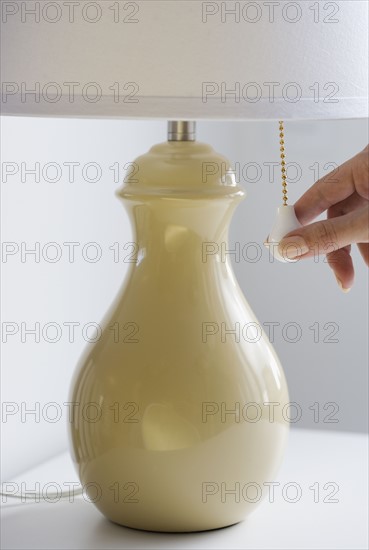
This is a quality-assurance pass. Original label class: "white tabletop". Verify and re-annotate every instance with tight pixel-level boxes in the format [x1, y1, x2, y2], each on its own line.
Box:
[1, 428, 368, 550]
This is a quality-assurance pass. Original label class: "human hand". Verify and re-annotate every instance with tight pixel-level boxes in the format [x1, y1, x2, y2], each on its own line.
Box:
[278, 145, 369, 292]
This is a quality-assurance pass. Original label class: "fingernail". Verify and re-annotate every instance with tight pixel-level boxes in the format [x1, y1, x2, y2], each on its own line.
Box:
[278, 236, 309, 260]
[335, 276, 351, 293]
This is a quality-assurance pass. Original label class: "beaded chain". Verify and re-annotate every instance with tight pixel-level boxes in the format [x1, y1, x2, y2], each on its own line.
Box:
[279, 121, 288, 206]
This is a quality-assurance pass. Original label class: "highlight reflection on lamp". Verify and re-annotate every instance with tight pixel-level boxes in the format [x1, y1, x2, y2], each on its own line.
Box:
[2, 0, 367, 532]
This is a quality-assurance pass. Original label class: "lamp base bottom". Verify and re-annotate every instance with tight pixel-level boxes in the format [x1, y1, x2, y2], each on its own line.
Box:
[108, 517, 242, 534]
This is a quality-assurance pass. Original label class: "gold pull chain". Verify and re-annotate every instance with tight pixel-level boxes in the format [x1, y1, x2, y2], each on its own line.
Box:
[279, 120, 288, 206]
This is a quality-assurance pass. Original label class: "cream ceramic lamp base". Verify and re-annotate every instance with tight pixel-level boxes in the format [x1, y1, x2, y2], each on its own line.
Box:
[69, 122, 289, 532]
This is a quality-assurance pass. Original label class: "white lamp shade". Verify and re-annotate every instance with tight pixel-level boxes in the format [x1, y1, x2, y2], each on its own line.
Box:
[1, 0, 368, 119]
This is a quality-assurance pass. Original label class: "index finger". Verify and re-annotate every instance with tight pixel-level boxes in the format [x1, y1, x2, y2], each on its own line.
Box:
[294, 159, 355, 225]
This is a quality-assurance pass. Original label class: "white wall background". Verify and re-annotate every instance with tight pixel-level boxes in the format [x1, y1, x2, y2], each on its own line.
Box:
[1, 117, 368, 481]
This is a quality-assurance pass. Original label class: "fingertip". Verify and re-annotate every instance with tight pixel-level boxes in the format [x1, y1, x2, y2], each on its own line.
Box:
[335, 275, 352, 293]
[327, 248, 355, 292]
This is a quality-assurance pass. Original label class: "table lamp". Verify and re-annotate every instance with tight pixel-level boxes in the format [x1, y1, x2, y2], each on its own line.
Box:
[1, 0, 368, 533]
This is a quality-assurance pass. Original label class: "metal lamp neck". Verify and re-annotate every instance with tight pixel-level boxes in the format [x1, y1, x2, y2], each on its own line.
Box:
[168, 121, 196, 142]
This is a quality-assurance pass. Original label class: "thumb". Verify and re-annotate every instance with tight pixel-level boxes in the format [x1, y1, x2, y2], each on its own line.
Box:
[278, 206, 369, 260]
